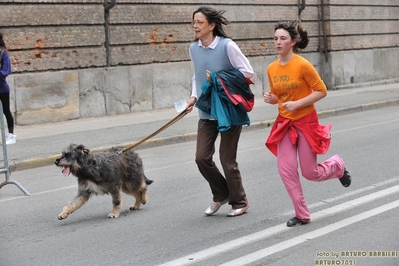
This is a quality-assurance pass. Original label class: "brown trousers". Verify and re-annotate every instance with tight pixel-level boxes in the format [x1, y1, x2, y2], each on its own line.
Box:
[195, 119, 248, 209]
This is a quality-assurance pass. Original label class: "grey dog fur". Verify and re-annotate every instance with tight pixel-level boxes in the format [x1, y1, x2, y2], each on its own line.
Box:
[54, 144, 153, 219]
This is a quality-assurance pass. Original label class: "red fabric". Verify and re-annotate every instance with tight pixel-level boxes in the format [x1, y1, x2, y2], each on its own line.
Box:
[217, 76, 255, 112]
[245, 77, 254, 85]
[266, 110, 332, 157]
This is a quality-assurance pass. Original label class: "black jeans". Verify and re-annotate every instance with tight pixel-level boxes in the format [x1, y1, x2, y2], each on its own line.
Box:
[195, 119, 248, 209]
[0, 92, 14, 134]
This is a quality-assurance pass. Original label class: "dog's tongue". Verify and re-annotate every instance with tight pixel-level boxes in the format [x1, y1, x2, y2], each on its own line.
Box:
[62, 167, 71, 176]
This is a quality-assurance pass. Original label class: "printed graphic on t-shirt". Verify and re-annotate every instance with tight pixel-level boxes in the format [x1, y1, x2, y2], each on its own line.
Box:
[272, 74, 299, 102]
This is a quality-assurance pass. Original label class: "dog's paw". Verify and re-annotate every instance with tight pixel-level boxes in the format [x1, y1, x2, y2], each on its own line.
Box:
[58, 213, 68, 220]
[108, 212, 119, 218]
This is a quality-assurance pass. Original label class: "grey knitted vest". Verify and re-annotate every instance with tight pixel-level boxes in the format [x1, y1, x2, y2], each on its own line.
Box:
[190, 37, 234, 119]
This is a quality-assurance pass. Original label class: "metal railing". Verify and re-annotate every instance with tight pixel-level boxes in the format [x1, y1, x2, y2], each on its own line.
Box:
[0, 101, 30, 196]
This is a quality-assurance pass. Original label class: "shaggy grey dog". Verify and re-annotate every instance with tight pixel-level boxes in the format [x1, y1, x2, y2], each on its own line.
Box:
[54, 144, 153, 220]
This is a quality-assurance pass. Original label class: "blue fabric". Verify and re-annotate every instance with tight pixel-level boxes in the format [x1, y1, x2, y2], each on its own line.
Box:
[197, 70, 251, 132]
[0, 49, 12, 93]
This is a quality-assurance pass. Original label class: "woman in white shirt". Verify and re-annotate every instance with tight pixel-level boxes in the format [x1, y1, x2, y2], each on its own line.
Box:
[185, 6, 253, 217]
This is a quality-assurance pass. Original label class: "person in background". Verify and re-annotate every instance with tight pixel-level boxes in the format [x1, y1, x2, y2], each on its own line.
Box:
[263, 21, 351, 227]
[0, 32, 16, 145]
[185, 6, 253, 217]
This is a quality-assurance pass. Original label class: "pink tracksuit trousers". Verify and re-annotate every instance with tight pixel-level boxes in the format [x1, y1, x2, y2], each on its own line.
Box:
[277, 126, 345, 221]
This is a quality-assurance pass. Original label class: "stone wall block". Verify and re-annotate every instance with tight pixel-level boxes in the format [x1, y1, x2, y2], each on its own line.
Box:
[152, 62, 192, 110]
[11, 47, 106, 73]
[354, 51, 374, 83]
[342, 52, 355, 85]
[110, 25, 193, 45]
[1, 5, 104, 26]
[104, 68, 131, 116]
[6, 26, 105, 50]
[331, 52, 345, 87]
[79, 69, 107, 118]
[379, 48, 399, 79]
[14, 71, 79, 125]
[247, 57, 270, 97]
[111, 43, 189, 66]
[329, 5, 399, 21]
[318, 54, 333, 90]
[112, 5, 192, 24]
[129, 65, 153, 112]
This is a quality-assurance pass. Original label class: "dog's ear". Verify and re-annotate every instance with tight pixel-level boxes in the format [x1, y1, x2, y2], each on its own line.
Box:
[76, 144, 85, 150]
[76, 144, 90, 154]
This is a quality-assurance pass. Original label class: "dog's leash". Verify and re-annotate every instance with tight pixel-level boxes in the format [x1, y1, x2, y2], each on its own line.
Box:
[121, 110, 187, 153]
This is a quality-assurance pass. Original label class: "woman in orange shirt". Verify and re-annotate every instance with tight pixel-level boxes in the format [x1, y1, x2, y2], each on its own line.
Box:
[264, 21, 351, 227]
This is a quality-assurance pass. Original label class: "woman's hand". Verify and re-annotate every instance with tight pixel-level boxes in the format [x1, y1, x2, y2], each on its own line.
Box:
[185, 96, 197, 113]
[282, 91, 327, 111]
[263, 92, 273, 103]
[281, 101, 300, 111]
[206, 70, 212, 83]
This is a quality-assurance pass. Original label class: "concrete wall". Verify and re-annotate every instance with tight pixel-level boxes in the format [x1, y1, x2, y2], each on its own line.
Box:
[317, 0, 399, 89]
[1, 0, 398, 125]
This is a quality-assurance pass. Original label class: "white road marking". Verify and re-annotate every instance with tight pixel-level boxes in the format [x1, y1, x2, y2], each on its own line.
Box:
[332, 118, 399, 134]
[158, 185, 399, 266]
[220, 199, 399, 266]
[282, 177, 399, 216]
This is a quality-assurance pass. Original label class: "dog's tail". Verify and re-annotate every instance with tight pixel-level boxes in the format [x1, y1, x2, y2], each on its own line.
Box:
[145, 176, 153, 185]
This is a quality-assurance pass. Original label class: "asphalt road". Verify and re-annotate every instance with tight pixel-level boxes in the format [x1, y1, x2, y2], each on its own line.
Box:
[1, 106, 398, 266]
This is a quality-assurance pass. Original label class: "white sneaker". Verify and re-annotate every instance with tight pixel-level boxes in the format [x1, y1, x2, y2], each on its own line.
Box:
[6, 133, 16, 145]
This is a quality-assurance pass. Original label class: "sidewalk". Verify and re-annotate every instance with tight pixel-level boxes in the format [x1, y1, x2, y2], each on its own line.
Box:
[3, 82, 399, 172]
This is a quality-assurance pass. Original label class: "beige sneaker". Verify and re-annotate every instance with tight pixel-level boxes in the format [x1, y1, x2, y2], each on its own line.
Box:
[204, 198, 229, 216]
[226, 205, 249, 217]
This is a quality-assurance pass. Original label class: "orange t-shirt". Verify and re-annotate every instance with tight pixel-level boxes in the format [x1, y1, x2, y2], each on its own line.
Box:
[267, 54, 327, 121]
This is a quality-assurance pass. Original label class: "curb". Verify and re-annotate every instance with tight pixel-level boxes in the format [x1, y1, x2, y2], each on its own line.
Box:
[9, 99, 399, 172]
